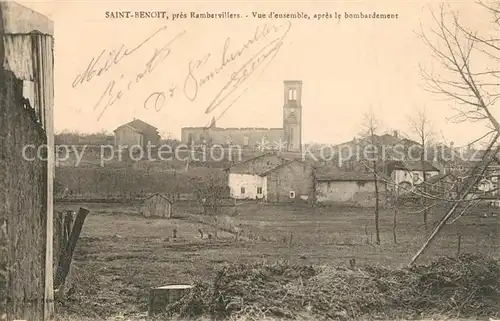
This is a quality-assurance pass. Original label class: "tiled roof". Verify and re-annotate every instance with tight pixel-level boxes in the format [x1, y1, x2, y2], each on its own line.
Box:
[259, 159, 312, 176]
[426, 172, 454, 184]
[115, 119, 157, 133]
[388, 160, 439, 172]
[315, 167, 390, 182]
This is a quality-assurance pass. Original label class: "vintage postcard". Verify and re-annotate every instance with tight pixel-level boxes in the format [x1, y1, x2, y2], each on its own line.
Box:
[1, 0, 499, 320]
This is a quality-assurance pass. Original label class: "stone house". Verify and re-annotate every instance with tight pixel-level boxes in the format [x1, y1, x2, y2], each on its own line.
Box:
[226, 153, 287, 200]
[226, 153, 314, 202]
[114, 118, 160, 150]
[387, 160, 440, 194]
[262, 159, 315, 203]
[426, 172, 459, 199]
[315, 169, 389, 207]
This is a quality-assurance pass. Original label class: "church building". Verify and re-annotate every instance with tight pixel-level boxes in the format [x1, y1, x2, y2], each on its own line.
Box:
[180, 80, 303, 152]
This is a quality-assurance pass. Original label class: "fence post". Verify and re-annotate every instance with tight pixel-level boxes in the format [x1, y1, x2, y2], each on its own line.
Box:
[54, 207, 89, 291]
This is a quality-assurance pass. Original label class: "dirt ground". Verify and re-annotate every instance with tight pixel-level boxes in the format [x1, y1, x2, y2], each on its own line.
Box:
[54, 201, 500, 319]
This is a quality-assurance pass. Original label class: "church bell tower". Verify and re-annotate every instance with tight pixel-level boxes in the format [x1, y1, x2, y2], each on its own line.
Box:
[283, 80, 302, 152]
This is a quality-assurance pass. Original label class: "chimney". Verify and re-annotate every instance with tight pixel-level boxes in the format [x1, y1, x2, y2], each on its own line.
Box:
[393, 130, 398, 138]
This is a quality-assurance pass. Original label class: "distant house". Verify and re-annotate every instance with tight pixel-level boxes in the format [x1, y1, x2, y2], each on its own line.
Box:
[226, 153, 315, 202]
[315, 168, 389, 207]
[142, 194, 173, 218]
[387, 160, 440, 193]
[262, 159, 315, 203]
[332, 131, 421, 168]
[114, 119, 160, 149]
[226, 153, 287, 200]
[426, 172, 459, 199]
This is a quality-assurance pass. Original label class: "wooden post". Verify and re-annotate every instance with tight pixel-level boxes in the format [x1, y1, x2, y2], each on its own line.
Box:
[54, 207, 89, 290]
[148, 285, 193, 317]
[392, 206, 397, 244]
[457, 235, 462, 256]
[44, 48, 55, 321]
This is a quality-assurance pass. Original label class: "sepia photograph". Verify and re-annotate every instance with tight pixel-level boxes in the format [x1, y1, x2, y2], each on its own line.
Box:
[0, 0, 499, 320]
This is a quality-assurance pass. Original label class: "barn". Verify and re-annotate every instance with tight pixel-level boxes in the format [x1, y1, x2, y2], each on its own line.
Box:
[315, 169, 389, 207]
[142, 194, 173, 218]
[226, 153, 315, 203]
[114, 118, 160, 150]
[226, 153, 288, 200]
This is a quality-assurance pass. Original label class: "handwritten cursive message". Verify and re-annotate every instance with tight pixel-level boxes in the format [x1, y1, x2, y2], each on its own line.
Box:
[72, 26, 170, 88]
[71, 26, 186, 121]
[72, 21, 292, 123]
[143, 21, 293, 122]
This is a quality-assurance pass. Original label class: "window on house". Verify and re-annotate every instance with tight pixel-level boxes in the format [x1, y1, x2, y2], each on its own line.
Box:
[257, 187, 263, 194]
[288, 88, 297, 101]
[289, 191, 296, 199]
[241, 187, 245, 194]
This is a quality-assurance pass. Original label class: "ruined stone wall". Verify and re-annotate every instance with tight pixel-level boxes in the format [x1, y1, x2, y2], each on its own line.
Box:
[0, 2, 54, 319]
[0, 67, 47, 321]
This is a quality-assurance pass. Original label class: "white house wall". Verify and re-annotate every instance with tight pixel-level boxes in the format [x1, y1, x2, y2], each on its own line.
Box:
[228, 173, 266, 200]
[392, 169, 440, 186]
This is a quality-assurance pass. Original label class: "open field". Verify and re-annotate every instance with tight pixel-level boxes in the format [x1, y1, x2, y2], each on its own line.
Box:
[54, 201, 500, 319]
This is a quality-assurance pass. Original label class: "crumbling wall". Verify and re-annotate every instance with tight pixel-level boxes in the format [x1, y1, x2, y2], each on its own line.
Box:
[0, 67, 47, 321]
[0, 3, 54, 319]
[0, 61, 49, 321]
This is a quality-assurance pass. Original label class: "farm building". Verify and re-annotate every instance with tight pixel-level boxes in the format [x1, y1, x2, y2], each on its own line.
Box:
[226, 153, 315, 203]
[226, 153, 287, 200]
[262, 159, 315, 203]
[315, 169, 388, 207]
[426, 172, 460, 199]
[143, 194, 173, 218]
[114, 118, 161, 150]
[387, 160, 440, 193]
[0, 2, 55, 320]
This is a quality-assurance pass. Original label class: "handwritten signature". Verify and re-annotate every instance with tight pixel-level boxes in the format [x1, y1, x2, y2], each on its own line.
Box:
[91, 28, 186, 121]
[72, 26, 170, 88]
[144, 21, 292, 120]
[71, 21, 292, 123]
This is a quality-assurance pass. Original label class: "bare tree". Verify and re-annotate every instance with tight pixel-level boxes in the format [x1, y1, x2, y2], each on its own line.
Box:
[407, 107, 435, 233]
[360, 109, 382, 245]
[409, 1, 500, 265]
[189, 172, 229, 215]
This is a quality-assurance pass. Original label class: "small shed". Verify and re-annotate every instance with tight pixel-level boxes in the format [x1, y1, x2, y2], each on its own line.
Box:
[143, 194, 173, 218]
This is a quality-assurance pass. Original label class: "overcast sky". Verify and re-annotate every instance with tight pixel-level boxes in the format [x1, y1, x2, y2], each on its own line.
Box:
[18, 0, 499, 146]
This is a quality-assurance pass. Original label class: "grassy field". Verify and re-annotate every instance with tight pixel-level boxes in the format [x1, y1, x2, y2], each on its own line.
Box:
[54, 201, 499, 319]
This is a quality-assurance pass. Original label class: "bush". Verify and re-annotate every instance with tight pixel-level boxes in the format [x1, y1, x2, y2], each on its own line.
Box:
[165, 254, 500, 320]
